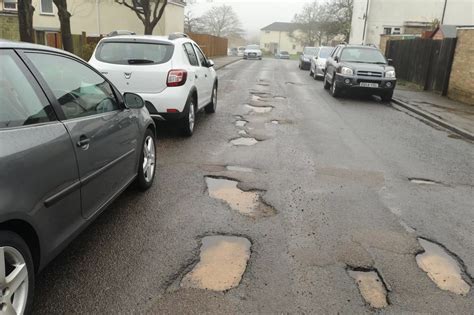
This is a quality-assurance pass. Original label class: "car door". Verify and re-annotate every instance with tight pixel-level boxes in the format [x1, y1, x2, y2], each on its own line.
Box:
[183, 42, 202, 99]
[0, 49, 83, 262]
[326, 46, 341, 82]
[193, 44, 213, 108]
[24, 51, 140, 220]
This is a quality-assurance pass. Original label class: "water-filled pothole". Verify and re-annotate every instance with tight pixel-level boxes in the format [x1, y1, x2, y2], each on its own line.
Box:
[230, 137, 259, 146]
[245, 104, 273, 113]
[347, 268, 389, 309]
[416, 238, 471, 295]
[205, 177, 275, 217]
[235, 120, 248, 127]
[180, 235, 251, 292]
[226, 166, 254, 173]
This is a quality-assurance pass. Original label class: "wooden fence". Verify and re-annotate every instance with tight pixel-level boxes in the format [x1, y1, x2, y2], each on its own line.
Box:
[385, 38, 457, 95]
[188, 33, 228, 57]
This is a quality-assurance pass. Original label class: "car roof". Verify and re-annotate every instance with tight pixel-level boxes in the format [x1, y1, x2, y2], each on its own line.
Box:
[339, 44, 378, 50]
[0, 39, 80, 58]
[99, 35, 191, 45]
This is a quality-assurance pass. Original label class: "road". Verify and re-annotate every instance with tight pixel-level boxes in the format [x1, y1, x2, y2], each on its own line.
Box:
[33, 59, 473, 314]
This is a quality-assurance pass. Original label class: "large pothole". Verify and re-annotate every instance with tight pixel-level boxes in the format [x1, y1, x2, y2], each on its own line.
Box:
[235, 120, 248, 127]
[347, 267, 389, 309]
[416, 238, 471, 296]
[245, 104, 273, 113]
[226, 165, 254, 173]
[230, 137, 259, 146]
[180, 235, 251, 292]
[205, 177, 275, 217]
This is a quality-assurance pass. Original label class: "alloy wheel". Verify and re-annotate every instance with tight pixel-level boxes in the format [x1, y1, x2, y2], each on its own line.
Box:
[0, 246, 28, 315]
[188, 102, 195, 132]
[142, 136, 156, 183]
[213, 87, 217, 110]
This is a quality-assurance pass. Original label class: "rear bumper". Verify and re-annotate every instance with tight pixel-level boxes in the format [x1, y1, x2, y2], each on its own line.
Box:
[314, 65, 325, 77]
[335, 74, 396, 93]
[137, 87, 190, 121]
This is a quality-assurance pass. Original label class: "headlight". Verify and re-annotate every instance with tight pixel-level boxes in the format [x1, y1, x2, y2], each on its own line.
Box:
[385, 70, 396, 78]
[303, 57, 309, 62]
[341, 67, 354, 75]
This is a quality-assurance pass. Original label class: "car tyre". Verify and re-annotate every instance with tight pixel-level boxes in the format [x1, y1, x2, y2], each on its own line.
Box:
[205, 84, 218, 114]
[137, 129, 156, 191]
[180, 96, 196, 137]
[381, 90, 394, 103]
[0, 231, 35, 315]
[309, 68, 314, 77]
[313, 69, 319, 80]
[330, 75, 341, 98]
[323, 74, 331, 90]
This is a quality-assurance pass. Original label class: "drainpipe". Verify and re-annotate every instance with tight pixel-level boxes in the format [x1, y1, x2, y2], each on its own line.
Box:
[362, 0, 370, 44]
[441, 0, 448, 24]
[96, 0, 101, 35]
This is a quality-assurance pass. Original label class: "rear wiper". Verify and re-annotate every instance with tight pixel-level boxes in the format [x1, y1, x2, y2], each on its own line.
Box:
[370, 62, 387, 64]
[127, 59, 154, 64]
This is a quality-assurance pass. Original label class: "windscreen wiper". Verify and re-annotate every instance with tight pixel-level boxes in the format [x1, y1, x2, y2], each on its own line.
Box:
[127, 59, 154, 64]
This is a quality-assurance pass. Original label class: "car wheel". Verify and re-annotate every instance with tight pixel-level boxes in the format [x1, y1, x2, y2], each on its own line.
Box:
[313, 69, 319, 80]
[205, 84, 217, 114]
[137, 129, 156, 191]
[180, 96, 196, 137]
[330, 75, 341, 98]
[309, 68, 314, 77]
[381, 90, 394, 103]
[0, 231, 35, 315]
[323, 74, 331, 90]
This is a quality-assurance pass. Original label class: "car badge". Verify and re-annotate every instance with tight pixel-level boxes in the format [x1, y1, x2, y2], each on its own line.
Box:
[124, 72, 132, 79]
[368, 72, 372, 76]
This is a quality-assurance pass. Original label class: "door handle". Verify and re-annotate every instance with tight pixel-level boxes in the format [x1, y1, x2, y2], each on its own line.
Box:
[195, 74, 198, 79]
[205, 74, 208, 78]
[77, 135, 90, 150]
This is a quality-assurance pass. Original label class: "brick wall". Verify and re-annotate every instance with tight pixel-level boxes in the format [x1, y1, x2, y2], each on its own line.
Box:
[448, 29, 474, 105]
[0, 13, 20, 41]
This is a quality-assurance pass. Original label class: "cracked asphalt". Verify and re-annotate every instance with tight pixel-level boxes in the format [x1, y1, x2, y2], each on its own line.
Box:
[32, 58, 473, 314]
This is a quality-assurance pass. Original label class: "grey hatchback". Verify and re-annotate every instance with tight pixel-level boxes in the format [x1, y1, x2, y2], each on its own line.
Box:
[0, 41, 156, 314]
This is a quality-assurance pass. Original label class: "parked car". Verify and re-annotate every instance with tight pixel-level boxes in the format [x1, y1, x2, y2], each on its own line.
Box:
[90, 33, 218, 137]
[243, 44, 262, 60]
[323, 44, 396, 101]
[275, 51, 290, 59]
[309, 46, 334, 80]
[299, 47, 318, 70]
[229, 47, 238, 56]
[0, 40, 156, 314]
[237, 46, 246, 57]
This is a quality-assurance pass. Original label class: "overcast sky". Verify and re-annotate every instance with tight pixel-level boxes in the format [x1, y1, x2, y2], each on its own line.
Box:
[186, 0, 310, 38]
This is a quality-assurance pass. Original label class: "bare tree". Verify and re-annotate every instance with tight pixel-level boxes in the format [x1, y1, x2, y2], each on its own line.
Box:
[115, 0, 168, 35]
[291, 1, 327, 46]
[199, 5, 243, 37]
[326, 0, 353, 42]
[17, 0, 35, 42]
[184, 11, 204, 33]
[53, 0, 73, 52]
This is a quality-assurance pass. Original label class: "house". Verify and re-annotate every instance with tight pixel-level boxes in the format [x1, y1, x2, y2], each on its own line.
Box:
[430, 24, 458, 39]
[260, 22, 304, 55]
[0, 0, 185, 47]
[349, 0, 474, 46]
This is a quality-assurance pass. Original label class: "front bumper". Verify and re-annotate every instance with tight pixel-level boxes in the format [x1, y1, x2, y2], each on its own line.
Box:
[314, 65, 326, 77]
[244, 54, 262, 59]
[335, 74, 396, 93]
[301, 60, 311, 69]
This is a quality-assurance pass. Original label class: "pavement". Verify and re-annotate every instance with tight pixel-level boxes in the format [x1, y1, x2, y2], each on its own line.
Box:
[393, 87, 474, 140]
[31, 59, 473, 314]
[212, 56, 241, 70]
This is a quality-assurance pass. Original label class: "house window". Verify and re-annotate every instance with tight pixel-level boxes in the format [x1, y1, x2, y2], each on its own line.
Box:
[3, 0, 18, 11]
[40, 0, 54, 14]
[393, 27, 401, 35]
[292, 44, 296, 50]
[383, 27, 392, 35]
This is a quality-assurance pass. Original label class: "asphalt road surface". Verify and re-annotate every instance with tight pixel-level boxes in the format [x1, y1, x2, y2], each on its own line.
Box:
[33, 59, 473, 314]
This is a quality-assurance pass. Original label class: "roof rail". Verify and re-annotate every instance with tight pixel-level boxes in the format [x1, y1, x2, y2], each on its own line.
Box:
[168, 32, 189, 40]
[107, 30, 136, 37]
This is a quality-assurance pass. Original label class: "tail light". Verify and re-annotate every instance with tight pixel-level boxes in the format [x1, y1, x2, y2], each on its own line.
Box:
[167, 69, 187, 87]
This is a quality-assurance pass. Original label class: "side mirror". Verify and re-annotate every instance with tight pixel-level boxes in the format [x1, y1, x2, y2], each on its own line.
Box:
[387, 58, 394, 66]
[207, 60, 215, 68]
[334, 56, 339, 62]
[123, 92, 144, 109]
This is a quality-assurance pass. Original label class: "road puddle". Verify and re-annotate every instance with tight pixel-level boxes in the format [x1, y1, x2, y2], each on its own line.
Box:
[245, 104, 273, 113]
[416, 238, 471, 295]
[205, 177, 275, 217]
[226, 166, 254, 173]
[235, 120, 248, 127]
[181, 236, 251, 292]
[230, 137, 259, 146]
[348, 269, 388, 309]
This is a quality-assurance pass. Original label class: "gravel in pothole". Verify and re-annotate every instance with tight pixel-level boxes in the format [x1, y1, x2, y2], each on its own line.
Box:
[416, 238, 471, 295]
[238, 130, 248, 136]
[205, 177, 275, 217]
[180, 236, 251, 292]
[245, 104, 273, 113]
[348, 269, 388, 309]
[230, 137, 259, 146]
[235, 120, 248, 127]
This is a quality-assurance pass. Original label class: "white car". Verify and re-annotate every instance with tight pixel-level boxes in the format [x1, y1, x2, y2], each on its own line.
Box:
[243, 44, 262, 60]
[89, 33, 218, 136]
[309, 46, 334, 80]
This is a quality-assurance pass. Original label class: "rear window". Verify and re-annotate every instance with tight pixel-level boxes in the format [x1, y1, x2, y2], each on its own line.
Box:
[95, 41, 174, 65]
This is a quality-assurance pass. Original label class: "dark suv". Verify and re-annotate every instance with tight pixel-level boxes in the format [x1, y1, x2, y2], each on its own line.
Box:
[323, 44, 396, 101]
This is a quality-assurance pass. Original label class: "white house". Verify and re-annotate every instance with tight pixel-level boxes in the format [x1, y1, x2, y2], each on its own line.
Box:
[349, 0, 474, 45]
[260, 22, 304, 55]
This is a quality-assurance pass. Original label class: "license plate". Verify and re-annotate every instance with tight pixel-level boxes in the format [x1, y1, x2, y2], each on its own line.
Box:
[360, 82, 379, 88]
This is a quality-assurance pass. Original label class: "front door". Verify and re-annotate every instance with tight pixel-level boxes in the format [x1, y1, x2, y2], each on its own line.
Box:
[25, 52, 140, 219]
[193, 44, 213, 108]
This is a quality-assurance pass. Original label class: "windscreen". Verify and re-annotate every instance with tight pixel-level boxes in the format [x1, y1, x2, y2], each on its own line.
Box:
[246, 45, 260, 50]
[303, 47, 318, 55]
[340, 48, 387, 64]
[95, 41, 174, 65]
[319, 47, 333, 58]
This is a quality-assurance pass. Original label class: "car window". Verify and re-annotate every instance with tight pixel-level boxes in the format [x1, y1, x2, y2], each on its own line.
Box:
[95, 41, 174, 65]
[304, 47, 318, 55]
[319, 47, 333, 58]
[183, 43, 199, 66]
[193, 45, 207, 67]
[246, 45, 259, 50]
[331, 47, 339, 57]
[27, 53, 120, 120]
[0, 52, 53, 129]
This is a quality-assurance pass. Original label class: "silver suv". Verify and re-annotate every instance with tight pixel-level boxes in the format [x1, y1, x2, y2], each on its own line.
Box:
[0, 40, 156, 313]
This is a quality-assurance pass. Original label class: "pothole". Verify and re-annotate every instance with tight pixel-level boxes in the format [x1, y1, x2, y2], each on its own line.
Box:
[273, 96, 286, 100]
[245, 104, 273, 113]
[180, 235, 251, 292]
[416, 238, 471, 296]
[271, 120, 279, 125]
[235, 120, 248, 127]
[205, 176, 275, 217]
[409, 178, 441, 185]
[250, 91, 271, 97]
[238, 130, 248, 136]
[226, 166, 254, 173]
[230, 137, 259, 146]
[347, 267, 389, 309]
